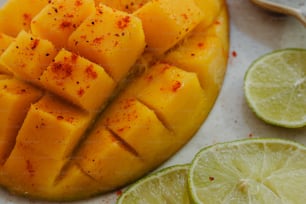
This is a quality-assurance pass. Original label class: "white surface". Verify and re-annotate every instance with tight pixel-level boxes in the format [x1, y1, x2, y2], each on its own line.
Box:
[0, 0, 305, 203]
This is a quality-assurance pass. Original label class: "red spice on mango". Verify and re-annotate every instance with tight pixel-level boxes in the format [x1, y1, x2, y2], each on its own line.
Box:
[26, 160, 35, 177]
[77, 88, 85, 96]
[85, 65, 97, 79]
[198, 42, 204, 48]
[57, 115, 64, 120]
[60, 21, 72, 29]
[51, 62, 73, 79]
[23, 13, 31, 25]
[93, 36, 104, 44]
[161, 64, 171, 73]
[181, 13, 188, 20]
[75, 0, 83, 6]
[117, 16, 131, 29]
[172, 80, 182, 92]
[71, 53, 78, 63]
[31, 39, 40, 50]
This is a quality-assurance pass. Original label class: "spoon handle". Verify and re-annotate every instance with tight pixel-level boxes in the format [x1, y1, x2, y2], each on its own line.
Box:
[251, 0, 306, 27]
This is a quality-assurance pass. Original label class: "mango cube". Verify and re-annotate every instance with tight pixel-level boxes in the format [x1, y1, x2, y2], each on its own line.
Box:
[31, 0, 95, 48]
[2, 143, 67, 197]
[0, 0, 49, 36]
[194, 6, 230, 55]
[102, 96, 174, 164]
[164, 7, 229, 101]
[131, 64, 208, 137]
[164, 36, 226, 101]
[193, 0, 224, 28]
[15, 94, 92, 159]
[50, 164, 104, 200]
[0, 32, 14, 74]
[68, 4, 145, 81]
[76, 126, 147, 188]
[0, 31, 57, 85]
[0, 33, 13, 55]
[0, 79, 42, 164]
[40, 49, 115, 112]
[135, 0, 204, 54]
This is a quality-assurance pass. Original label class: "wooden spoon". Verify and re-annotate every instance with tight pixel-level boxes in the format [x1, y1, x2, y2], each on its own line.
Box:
[251, 0, 306, 26]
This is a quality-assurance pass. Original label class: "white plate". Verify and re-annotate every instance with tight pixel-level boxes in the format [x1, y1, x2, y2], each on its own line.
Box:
[0, 0, 305, 203]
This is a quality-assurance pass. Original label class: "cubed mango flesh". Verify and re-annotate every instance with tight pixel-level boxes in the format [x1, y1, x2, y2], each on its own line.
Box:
[95, 0, 148, 13]
[164, 6, 229, 103]
[76, 126, 147, 190]
[40, 49, 116, 112]
[0, 31, 57, 85]
[0, 0, 229, 201]
[31, 0, 95, 48]
[0, 79, 42, 164]
[48, 164, 104, 201]
[194, 0, 225, 28]
[130, 64, 209, 138]
[1, 143, 68, 197]
[0, 32, 13, 74]
[14, 94, 92, 159]
[68, 4, 145, 81]
[0, 0, 49, 36]
[135, 0, 204, 54]
[102, 95, 174, 164]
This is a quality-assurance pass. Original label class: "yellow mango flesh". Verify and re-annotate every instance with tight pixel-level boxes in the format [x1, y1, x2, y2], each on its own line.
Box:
[194, 0, 225, 28]
[48, 164, 104, 201]
[95, 0, 149, 13]
[1, 143, 67, 197]
[127, 64, 209, 134]
[0, 32, 13, 74]
[76, 127, 147, 192]
[0, 0, 229, 201]
[31, 0, 95, 48]
[14, 94, 92, 158]
[0, 94, 93, 198]
[164, 6, 229, 104]
[135, 0, 204, 55]
[0, 0, 49, 36]
[68, 4, 145, 81]
[0, 31, 57, 85]
[0, 79, 42, 164]
[40, 49, 116, 112]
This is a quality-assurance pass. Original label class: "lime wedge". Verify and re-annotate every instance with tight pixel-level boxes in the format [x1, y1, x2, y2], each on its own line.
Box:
[189, 138, 306, 204]
[244, 48, 306, 128]
[116, 164, 191, 204]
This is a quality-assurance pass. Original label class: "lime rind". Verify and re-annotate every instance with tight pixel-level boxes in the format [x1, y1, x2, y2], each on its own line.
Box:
[188, 138, 306, 204]
[244, 48, 306, 128]
[116, 164, 190, 204]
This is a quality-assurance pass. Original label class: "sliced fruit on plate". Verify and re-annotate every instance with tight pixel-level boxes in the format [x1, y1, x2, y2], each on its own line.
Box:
[0, 0, 229, 201]
[117, 164, 190, 204]
[118, 138, 306, 204]
[244, 49, 306, 128]
[189, 138, 306, 204]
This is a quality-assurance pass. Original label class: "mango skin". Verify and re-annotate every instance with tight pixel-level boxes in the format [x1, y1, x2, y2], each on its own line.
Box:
[0, 0, 229, 201]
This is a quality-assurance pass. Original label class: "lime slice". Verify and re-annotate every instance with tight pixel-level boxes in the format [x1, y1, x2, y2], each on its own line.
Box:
[189, 138, 306, 204]
[116, 164, 191, 204]
[244, 48, 306, 128]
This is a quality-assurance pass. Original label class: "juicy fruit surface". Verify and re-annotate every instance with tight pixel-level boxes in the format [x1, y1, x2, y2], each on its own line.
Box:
[0, 0, 229, 201]
[244, 49, 306, 128]
[189, 139, 306, 204]
[117, 164, 190, 204]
